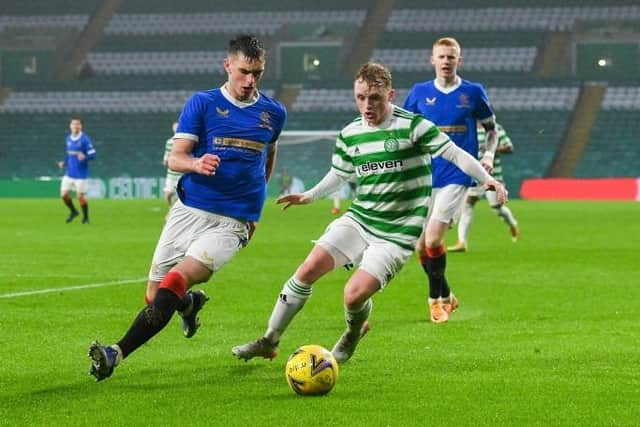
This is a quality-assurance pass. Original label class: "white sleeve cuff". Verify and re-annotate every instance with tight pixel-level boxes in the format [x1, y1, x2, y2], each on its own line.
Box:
[174, 132, 198, 142]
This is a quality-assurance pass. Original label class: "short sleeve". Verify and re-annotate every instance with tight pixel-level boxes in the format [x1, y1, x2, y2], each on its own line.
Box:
[175, 93, 204, 142]
[331, 133, 354, 178]
[270, 103, 287, 144]
[84, 135, 96, 156]
[473, 84, 494, 122]
[403, 86, 417, 113]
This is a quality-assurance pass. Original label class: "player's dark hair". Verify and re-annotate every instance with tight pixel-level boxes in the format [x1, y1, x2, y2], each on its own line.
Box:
[228, 34, 265, 60]
[70, 116, 83, 124]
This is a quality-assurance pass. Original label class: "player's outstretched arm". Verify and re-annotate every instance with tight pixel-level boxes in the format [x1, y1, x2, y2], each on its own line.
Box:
[277, 169, 345, 210]
[482, 178, 508, 205]
[440, 143, 508, 204]
[276, 193, 312, 210]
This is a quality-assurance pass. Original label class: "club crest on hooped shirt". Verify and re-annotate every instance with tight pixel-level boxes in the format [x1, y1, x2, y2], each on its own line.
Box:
[384, 137, 399, 152]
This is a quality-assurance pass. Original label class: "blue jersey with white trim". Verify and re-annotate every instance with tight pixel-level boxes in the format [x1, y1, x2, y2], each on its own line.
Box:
[64, 132, 96, 179]
[175, 88, 286, 221]
[404, 78, 493, 187]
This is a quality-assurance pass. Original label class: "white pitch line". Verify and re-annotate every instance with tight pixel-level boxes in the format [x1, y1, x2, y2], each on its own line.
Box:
[0, 278, 146, 299]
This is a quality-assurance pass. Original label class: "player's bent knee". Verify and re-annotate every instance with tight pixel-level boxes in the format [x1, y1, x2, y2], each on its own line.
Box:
[145, 281, 159, 304]
[295, 261, 323, 285]
[424, 238, 442, 249]
[173, 257, 213, 286]
[343, 288, 367, 309]
[295, 245, 336, 284]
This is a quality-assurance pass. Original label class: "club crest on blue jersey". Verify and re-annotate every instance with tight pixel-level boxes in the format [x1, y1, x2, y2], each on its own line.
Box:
[259, 111, 273, 130]
[457, 93, 470, 108]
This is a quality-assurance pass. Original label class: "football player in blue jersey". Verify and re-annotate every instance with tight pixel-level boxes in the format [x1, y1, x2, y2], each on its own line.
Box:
[88, 35, 287, 381]
[404, 37, 499, 323]
[57, 117, 96, 224]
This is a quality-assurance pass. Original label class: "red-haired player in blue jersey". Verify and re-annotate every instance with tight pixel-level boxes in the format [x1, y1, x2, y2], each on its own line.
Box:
[88, 35, 287, 381]
[57, 116, 96, 224]
[404, 37, 499, 323]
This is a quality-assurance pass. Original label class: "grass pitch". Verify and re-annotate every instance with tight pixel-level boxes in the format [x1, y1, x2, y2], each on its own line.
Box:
[1, 199, 638, 426]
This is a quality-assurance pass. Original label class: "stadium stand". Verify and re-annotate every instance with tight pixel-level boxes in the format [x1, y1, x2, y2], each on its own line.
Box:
[385, 5, 640, 32]
[0, 15, 89, 32]
[0, 112, 178, 179]
[372, 47, 538, 73]
[575, 87, 640, 178]
[104, 11, 366, 36]
[0, 0, 638, 197]
[83, 51, 228, 75]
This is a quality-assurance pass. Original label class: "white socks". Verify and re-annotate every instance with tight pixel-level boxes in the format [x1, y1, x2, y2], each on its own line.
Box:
[457, 202, 474, 244]
[494, 205, 518, 227]
[264, 277, 312, 343]
[459, 202, 518, 246]
[333, 192, 341, 209]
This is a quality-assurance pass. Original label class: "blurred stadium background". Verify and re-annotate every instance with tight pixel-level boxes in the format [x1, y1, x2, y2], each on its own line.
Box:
[2, 3, 640, 424]
[0, 0, 639, 200]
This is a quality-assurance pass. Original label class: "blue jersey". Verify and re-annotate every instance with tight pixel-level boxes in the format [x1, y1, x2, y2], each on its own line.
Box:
[64, 132, 96, 179]
[175, 87, 287, 222]
[404, 78, 494, 187]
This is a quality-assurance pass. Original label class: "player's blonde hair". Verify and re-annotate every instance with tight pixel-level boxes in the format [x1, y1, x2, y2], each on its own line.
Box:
[354, 62, 392, 90]
[433, 37, 461, 55]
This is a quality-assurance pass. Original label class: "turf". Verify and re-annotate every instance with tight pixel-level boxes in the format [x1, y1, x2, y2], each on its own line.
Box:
[1, 199, 638, 426]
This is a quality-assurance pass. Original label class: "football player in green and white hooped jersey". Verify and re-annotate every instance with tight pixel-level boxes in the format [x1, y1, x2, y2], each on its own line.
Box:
[448, 122, 520, 252]
[163, 121, 182, 207]
[232, 62, 507, 364]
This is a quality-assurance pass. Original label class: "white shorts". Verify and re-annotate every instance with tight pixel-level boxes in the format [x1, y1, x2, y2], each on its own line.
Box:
[467, 185, 501, 206]
[163, 173, 181, 193]
[315, 215, 413, 288]
[148, 200, 249, 282]
[60, 176, 89, 195]
[427, 184, 468, 225]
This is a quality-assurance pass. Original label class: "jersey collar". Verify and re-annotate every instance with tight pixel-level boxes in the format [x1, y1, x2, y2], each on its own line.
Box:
[221, 85, 260, 108]
[70, 132, 83, 141]
[433, 76, 461, 94]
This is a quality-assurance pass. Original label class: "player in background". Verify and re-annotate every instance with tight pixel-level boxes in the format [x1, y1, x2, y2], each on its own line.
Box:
[88, 35, 287, 382]
[404, 37, 499, 323]
[162, 121, 182, 208]
[232, 62, 506, 364]
[57, 116, 96, 224]
[279, 167, 293, 195]
[449, 122, 520, 252]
